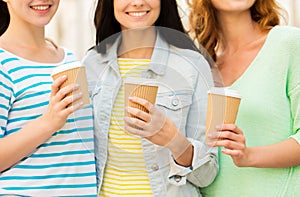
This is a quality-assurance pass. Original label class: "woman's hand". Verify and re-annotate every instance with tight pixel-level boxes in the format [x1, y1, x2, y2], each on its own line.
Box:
[124, 96, 193, 166]
[124, 96, 177, 147]
[0, 75, 84, 172]
[207, 124, 252, 167]
[40, 75, 84, 133]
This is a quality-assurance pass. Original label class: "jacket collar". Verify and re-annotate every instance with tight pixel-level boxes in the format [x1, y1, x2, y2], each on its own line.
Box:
[101, 29, 169, 76]
[148, 30, 169, 75]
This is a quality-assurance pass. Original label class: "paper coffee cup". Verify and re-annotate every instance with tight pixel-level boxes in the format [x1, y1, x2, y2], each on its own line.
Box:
[205, 87, 241, 142]
[124, 78, 158, 118]
[51, 61, 90, 107]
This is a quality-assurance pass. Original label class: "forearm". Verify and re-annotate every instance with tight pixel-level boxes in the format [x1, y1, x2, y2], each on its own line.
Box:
[247, 138, 300, 168]
[163, 119, 194, 167]
[173, 141, 194, 167]
[0, 116, 55, 172]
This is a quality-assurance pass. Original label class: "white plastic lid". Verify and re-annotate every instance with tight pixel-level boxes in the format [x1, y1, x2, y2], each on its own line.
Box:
[208, 87, 242, 98]
[51, 61, 82, 76]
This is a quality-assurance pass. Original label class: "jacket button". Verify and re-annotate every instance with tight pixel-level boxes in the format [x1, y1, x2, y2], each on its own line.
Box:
[151, 164, 159, 171]
[174, 175, 182, 182]
[172, 98, 179, 106]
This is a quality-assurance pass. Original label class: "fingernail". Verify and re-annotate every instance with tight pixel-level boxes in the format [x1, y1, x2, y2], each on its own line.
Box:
[77, 101, 83, 106]
[126, 106, 134, 111]
[73, 102, 84, 111]
[216, 125, 221, 130]
[128, 97, 133, 100]
[61, 75, 67, 79]
[77, 92, 83, 98]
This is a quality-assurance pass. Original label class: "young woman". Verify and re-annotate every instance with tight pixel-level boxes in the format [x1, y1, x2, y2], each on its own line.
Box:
[82, 0, 218, 196]
[0, 0, 97, 195]
[189, 0, 300, 196]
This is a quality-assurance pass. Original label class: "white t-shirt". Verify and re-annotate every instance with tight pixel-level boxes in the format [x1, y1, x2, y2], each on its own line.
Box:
[0, 48, 97, 196]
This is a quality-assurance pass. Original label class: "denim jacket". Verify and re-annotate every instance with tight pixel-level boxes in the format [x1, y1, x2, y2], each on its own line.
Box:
[82, 32, 218, 197]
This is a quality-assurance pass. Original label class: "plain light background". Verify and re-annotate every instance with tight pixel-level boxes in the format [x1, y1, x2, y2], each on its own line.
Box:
[46, 0, 300, 60]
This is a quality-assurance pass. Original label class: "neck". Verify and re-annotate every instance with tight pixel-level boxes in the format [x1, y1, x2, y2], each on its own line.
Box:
[216, 10, 263, 55]
[0, 17, 46, 49]
[0, 17, 63, 64]
[118, 27, 156, 59]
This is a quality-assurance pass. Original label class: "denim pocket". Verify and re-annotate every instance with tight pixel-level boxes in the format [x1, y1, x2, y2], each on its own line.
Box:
[156, 90, 193, 131]
[156, 90, 193, 111]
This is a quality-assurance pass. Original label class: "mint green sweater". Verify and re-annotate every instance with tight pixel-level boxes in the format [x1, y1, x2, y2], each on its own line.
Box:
[202, 26, 300, 197]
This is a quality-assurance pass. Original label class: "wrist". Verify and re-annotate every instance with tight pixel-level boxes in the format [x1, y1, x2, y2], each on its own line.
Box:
[236, 147, 256, 167]
[174, 143, 194, 167]
[161, 120, 194, 167]
[37, 115, 58, 135]
[246, 147, 259, 167]
[166, 131, 192, 160]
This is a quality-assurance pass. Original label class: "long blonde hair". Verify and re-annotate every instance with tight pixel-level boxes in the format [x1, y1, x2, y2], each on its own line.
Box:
[188, 0, 284, 61]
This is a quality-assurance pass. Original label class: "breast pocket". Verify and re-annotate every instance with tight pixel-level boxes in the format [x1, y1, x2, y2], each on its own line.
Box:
[155, 90, 193, 132]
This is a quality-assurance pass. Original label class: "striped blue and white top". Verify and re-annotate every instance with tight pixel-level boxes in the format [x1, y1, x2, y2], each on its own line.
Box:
[0, 48, 97, 196]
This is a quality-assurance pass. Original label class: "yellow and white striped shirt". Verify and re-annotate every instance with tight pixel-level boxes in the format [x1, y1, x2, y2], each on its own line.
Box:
[100, 58, 153, 196]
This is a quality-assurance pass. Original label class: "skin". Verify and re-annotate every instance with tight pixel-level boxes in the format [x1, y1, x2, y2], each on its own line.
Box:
[114, 0, 160, 30]
[1, 0, 63, 63]
[0, 0, 83, 172]
[116, 0, 160, 59]
[116, 0, 193, 167]
[125, 97, 193, 166]
[207, 0, 300, 168]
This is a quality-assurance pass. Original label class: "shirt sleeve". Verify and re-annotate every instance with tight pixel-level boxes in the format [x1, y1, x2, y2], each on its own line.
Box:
[0, 66, 14, 137]
[287, 28, 300, 144]
[167, 56, 218, 187]
[289, 82, 300, 144]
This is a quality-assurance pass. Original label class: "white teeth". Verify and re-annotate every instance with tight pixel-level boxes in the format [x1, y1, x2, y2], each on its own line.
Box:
[31, 5, 50, 11]
[128, 12, 147, 17]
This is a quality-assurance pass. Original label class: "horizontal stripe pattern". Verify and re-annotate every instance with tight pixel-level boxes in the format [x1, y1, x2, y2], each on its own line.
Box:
[0, 172, 96, 180]
[2, 183, 96, 191]
[0, 48, 97, 196]
[12, 161, 96, 169]
[100, 58, 152, 196]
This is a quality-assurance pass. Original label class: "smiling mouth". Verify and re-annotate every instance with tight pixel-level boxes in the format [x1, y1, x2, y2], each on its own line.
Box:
[127, 11, 149, 17]
[30, 5, 51, 11]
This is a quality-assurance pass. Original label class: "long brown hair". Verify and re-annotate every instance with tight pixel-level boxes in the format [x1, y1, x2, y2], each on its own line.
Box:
[188, 0, 284, 61]
[93, 0, 199, 54]
[0, 1, 9, 36]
